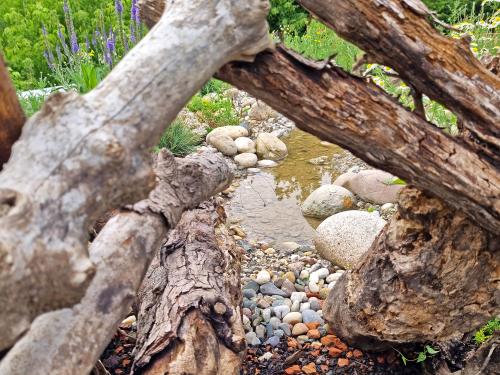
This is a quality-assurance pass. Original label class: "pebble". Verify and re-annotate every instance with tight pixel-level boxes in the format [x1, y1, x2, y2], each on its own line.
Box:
[265, 335, 281, 347]
[291, 300, 300, 312]
[290, 292, 307, 303]
[284, 271, 296, 283]
[300, 302, 311, 312]
[262, 308, 271, 322]
[259, 352, 273, 361]
[309, 298, 321, 311]
[326, 273, 342, 283]
[302, 309, 323, 324]
[245, 331, 261, 346]
[260, 282, 289, 297]
[281, 279, 296, 295]
[273, 305, 290, 319]
[308, 280, 320, 293]
[292, 323, 309, 336]
[279, 323, 292, 336]
[299, 270, 310, 280]
[243, 289, 256, 299]
[255, 325, 266, 339]
[312, 268, 329, 279]
[257, 159, 278, 168]
[256, 270, 271, 284]
[243, 280, 260, 292]
[283, 312, 303, 325]
[269, 317, 281, 329]
[274, 329, 285, 337]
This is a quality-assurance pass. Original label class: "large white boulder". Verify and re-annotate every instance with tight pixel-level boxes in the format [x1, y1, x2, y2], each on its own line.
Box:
[301, 185, 356, 219]
[334, 169, 403, 204]
[255, 133, 288, 161]
[234, 137, 256, 153]
[234, 153, 258, 168]
[314, 211, 386, 269]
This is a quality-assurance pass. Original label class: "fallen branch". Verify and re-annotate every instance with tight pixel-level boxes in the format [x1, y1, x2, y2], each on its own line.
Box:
[0, 0, 271, 350]
[0, 149, 233, 374]
[133, 200, 244, 374]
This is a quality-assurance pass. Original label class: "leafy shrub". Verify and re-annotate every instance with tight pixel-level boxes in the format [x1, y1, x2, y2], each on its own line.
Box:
[423, 0, 498, 23]
[187, 94, 239, 128]
[474, 318, 500, 345]
[268, 0, 309, 35]
[156, 120, 202, 157]
[283, 20, 361, 71]
[200, 79, 231, 96]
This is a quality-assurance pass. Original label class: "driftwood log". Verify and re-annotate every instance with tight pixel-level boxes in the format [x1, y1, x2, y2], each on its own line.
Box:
[0, 0, 271, 352]
[133, 199, 244, 375]
[324, 187, 499, 350]
[0, 149, 233, 374]
[0, 54, 25, 168]
[140, 0, 500, 352]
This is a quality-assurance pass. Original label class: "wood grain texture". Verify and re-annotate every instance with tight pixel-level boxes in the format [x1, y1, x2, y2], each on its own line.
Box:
[298, 0, 500, 164]
[324, 187, 499, 350]
[0, 55, 25, 168]
[0, 0, 271, 351]
[134, 200, 244, 374]
[0, 149, 233, 374]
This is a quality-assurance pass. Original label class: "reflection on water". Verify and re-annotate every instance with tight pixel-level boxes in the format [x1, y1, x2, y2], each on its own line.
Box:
[227, 129, 344, 245]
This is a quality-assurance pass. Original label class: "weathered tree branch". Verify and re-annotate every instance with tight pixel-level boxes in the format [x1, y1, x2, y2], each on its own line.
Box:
[324, 187, 499, 350]
[0, 0, 271, 351]
[0, 149, 233, 374]
[0, 54, 25, 169]
[298, 0, 500, 163]
[133, 199, 244, 374]
[140, 0, 499, 233]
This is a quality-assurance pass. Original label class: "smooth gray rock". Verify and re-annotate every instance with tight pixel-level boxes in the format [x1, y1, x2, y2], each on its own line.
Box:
[279, 323, 292, 336]
[255, 325, 266, 339]
[301, 184, 356, 219]
[290, 292, 307, 303]
[264, 335, 281, 347]
[246, 331, 261, 346]
[255, 133, 288, 161]
[280, 279, 296, 296]
[273, 305, 290, 319]
[302, 309, 324, 324]
[234, 137, 256, 153]
[234, 152, 258, 168]
[270, 317, 281, 329]
[207, 134, 237, 156]
[243, 280, 260, 292]
[314, 210, 386, 269]
[243, 289, 257, 299]
[260, 282, 288, 297]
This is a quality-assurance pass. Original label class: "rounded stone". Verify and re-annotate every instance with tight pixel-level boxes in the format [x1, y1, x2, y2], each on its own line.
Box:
[234, 137, 256, 153]
[255, 270, 271, 285]
[291, 292, 307, 303]
[283, 312, 303, 325]
[301, 185, 356, 219]
[234, 152, 258, 168]
[292, 322, 309, 336]
[314, 211, 386, 269]
[255, 133, 288, 161]
[207, 126, 248, 142]
[207, 134, 237, 156]
[257, 159, 279, 168]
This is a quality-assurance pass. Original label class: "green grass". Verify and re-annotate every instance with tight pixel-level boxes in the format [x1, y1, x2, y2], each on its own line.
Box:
[283, 20, 361, 71]
[19, 95, 46, 117]
[200, 79, 231, 96]
[474, 318, 500, 345]
[156, 120, 202, 157]
[187, 94, 239, 128]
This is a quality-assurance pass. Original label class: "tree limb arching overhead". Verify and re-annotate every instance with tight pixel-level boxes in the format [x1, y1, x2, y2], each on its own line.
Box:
[0, 0, 271, 351]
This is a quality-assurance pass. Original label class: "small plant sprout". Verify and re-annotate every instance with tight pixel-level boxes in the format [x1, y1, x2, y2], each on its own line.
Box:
[394, 345, 440, 366]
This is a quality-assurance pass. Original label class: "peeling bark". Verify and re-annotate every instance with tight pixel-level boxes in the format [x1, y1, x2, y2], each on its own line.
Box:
[0, 55, 25, 169]
[0, 149, 233, 374]
[0, 0, 271, 351]
[298, 0, 500, 163]
[133, 200, 244, 375]
[323, 187, 499, 351]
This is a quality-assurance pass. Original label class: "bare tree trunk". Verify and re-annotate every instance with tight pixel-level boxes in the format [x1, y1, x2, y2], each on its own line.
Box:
[133, 200, 244, 375]
[0, 54, 25, 169]
[0, 0, 271, 351]
[0, 150, 233, 374]
[324, 187, 499, 350]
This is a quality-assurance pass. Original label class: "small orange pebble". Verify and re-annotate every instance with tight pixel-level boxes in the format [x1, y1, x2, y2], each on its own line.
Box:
[337, 358, 350, 367]
[346, 351, 353, 358]
[353, 349, 363, 358]
[305, 322, 321, 330]
[302, 362, 317, 374]
[328, 347, 343, 357]
[307, 329, 321, 339]
[284, 365, 301, 375]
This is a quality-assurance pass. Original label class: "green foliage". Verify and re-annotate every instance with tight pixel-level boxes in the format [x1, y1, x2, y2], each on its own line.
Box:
[423, 0, 498, 23]
[283, 20, 361, 71]
[0, 0, 140, 90]
[395, 345, 440, 366]
[268, 0, 309, 35]
[474, 318, 500, 345]
[156, 120, 202, 157]
[187, 94, 239, 128]
[200, 79, 231, 96]
[19, 95, 46, 117]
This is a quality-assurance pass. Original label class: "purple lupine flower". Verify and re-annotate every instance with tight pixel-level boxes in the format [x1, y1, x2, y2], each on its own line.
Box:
[104, 49, 113, 68]
[42, 23, 48, 36]
[57, 25, 70, 54]
[130, 23, 136, 45]
[85, 36, 90, 51]
[131, 0, 138, 21]
[63, 0, 69, 14]
[56, 44, 63, 62]
[43, 50, 55, 70]
[106, 29, 115, 54]
[115, 0, 123, 15]
[70, 31, 79, 54]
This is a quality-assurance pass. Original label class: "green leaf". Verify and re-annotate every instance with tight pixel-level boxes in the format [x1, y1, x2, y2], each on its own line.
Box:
[401, 355, 408, 366]
[426, 345, 439, 355]
[416, 352, 427, 363]
[385, 177, 407, 186]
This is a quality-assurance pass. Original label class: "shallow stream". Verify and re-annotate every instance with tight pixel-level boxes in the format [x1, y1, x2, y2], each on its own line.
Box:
[226, 129, 345, 246]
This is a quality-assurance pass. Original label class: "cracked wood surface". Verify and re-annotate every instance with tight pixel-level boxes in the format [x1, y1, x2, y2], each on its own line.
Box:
[133, 199, 244, 374]
[0, 149, 233, 374]
[298, 0, 500, 164]
[0, 54, 25, 169]
[324, 187, 499, 350]
[0, 0, 271, 351]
